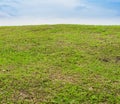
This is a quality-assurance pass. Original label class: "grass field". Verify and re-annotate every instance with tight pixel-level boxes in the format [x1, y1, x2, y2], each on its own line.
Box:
[0, 25, 120, 104]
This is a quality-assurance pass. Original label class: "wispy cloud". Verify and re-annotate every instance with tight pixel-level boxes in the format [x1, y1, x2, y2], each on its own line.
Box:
[0, 0, 20, 18]
[0, 0, 120, 25]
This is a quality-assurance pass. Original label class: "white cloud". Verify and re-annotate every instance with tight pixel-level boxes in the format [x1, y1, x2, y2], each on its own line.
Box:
[0, 17, 120, 26]
[21, 0, 80, 7]
[0, 12, 10, 17]
[0, 0, 120, 25]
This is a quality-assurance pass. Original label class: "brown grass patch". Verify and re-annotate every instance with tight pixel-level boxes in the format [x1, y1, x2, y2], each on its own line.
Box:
[48, 67, 81, 84]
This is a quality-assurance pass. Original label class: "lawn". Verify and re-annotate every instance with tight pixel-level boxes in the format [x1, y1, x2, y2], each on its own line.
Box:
[0, 25, 120, 103]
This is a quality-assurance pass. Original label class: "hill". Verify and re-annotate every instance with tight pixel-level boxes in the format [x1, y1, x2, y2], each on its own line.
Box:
[0, 25, 120, 103]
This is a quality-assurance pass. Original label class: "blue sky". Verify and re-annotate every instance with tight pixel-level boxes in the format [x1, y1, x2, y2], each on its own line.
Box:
[0, 0, 120, 25]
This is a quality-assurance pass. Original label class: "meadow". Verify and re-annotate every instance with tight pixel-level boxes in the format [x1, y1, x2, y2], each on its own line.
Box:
[0, 25, 120, 103]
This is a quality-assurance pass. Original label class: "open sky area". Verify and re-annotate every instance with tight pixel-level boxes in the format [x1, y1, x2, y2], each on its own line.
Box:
[0, 0, 120, 25]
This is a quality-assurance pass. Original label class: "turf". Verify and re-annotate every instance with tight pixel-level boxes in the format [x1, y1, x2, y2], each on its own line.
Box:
[0, 25, 120, 103]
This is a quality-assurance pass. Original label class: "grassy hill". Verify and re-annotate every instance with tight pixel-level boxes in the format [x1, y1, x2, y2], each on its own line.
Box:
[0, 25, 120, 103]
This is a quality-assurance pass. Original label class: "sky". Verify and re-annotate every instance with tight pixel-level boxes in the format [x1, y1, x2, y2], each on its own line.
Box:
[0, 0, 120, 25]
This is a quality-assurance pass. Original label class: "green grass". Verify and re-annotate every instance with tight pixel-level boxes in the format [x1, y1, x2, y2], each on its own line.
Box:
[0, 25, 120, 104]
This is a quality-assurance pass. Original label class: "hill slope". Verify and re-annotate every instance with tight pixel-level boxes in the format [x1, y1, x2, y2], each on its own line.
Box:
[0, 25, 120, 103]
